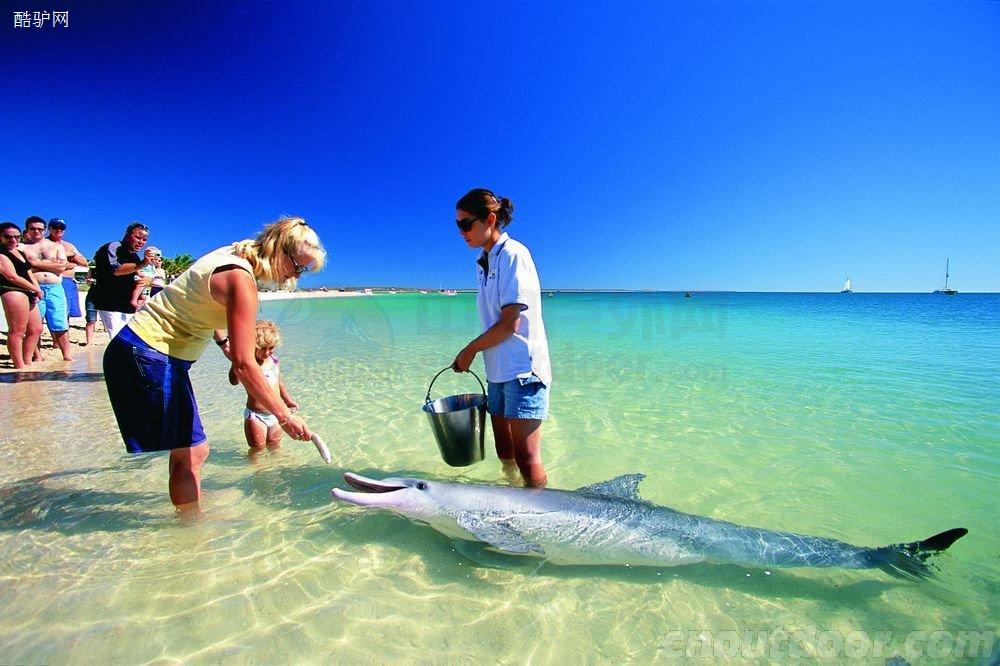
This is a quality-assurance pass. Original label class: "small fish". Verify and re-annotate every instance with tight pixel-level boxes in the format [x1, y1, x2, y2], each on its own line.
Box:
[311, 434, 332, 464]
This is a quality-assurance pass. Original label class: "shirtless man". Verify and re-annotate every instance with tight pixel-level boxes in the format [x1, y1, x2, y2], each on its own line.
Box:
[46, 218, 89, 323]
[20, 216, 72, 361]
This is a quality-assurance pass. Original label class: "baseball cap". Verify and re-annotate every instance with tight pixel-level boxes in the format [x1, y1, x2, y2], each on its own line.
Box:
[48, 218, 66, 230]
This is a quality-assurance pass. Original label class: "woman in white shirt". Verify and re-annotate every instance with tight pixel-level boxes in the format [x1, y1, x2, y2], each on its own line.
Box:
[452, 189, 552, 488]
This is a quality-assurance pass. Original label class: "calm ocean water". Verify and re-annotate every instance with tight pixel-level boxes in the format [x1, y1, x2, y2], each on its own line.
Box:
[1, 292, 997, 662]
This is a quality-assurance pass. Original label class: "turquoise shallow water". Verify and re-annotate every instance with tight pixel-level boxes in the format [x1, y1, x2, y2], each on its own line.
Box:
[1, 292, 997, 662]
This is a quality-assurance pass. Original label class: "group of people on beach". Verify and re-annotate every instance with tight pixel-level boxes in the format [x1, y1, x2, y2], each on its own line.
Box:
[3, 188, 551, 513]
[0, 217, 167, 368]
[1, 217, 88, 367]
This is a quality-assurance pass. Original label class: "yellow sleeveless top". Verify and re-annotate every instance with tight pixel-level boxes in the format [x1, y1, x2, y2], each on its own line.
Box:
[128, 245, 254, 361]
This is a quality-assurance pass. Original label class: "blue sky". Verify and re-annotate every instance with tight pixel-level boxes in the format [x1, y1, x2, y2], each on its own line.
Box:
[2, 1, 998, 292]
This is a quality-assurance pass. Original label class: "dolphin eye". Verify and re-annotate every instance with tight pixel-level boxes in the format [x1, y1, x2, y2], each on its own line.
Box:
[416, 482, 428, 491]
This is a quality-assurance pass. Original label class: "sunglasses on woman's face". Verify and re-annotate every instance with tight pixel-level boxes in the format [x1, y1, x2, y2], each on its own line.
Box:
[2, 233, 20, 240]
[456, 216, 479, 233]
[286, 251, 310, 277]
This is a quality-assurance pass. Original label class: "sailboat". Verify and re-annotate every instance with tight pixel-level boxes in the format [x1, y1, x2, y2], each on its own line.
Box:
[933, 259, 958, 295]
[840, 277, 852, 293]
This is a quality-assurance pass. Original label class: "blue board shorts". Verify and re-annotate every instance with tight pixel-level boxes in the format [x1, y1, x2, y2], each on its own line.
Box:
[62, 276, 82, 318]
[37, 283, 69, 332]
[487, 374, 549, 420]
[103, 326, 206, 453]
[84, 290, 98, 324]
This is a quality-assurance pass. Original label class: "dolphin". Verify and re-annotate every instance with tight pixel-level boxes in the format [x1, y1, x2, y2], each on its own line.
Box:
[331, 472, 967, 579]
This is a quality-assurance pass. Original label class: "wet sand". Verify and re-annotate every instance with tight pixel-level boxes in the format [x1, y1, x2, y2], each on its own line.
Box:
[0, 319, 107, 372]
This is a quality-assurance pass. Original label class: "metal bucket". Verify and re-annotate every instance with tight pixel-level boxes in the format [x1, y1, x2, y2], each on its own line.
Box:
[422, 366, 486, 467]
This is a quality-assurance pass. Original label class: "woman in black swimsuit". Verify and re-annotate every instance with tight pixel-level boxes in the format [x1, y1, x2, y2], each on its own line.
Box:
[0, 221, 44, 368]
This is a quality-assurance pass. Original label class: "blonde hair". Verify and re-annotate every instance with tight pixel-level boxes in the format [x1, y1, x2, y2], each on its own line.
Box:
[232, 216, 326, 287]
[255, 320, 282, 349]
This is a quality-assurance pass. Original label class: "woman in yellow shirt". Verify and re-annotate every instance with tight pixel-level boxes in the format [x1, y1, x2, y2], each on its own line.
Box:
[103, 217, 326, 512]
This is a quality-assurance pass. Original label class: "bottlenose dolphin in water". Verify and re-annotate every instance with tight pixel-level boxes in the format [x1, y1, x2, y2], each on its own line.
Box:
[332, 473, 966, 579]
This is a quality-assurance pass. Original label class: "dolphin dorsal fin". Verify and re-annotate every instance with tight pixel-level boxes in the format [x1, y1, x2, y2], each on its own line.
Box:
[576, 474, 645, 500]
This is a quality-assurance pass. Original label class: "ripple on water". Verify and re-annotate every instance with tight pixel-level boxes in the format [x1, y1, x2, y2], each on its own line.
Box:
[1, 293, 997, 661]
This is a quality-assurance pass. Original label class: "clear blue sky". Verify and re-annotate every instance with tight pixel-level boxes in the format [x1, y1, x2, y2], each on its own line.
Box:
[3, 1, 998, 292]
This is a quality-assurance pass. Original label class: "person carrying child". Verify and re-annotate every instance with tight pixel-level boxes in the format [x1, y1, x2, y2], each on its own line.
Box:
[230, 320, 299, 455]
[149, 253, 166, 297]
[130, 246, 163, 310]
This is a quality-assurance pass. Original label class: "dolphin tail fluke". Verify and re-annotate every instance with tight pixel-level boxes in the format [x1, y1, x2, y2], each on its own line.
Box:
[866, 528, 968, 580]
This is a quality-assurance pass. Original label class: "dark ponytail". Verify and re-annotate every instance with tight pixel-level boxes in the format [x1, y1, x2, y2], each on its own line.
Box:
[456, 188, 515, 229]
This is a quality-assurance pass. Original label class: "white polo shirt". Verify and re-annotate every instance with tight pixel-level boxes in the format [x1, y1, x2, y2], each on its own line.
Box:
[475, 232, 552, 386]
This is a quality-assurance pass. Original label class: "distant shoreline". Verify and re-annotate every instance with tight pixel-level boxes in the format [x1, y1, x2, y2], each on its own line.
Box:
[258, 289, 369, 302]
[294, 288, 998, 295]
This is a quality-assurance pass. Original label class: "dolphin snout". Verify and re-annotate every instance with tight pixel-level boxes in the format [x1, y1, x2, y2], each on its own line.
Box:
[331, 472, 409, 507]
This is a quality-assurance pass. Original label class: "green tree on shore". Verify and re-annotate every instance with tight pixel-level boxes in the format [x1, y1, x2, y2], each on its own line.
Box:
[162, 253, 194, 280]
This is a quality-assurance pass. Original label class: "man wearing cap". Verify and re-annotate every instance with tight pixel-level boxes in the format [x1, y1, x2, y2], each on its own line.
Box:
[46, 218, 89, 323]
[20, 215, 73, 361]
[89, 222, 151, 339]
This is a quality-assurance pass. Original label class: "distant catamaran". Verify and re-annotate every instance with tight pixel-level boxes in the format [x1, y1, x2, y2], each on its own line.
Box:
[840, 277, 852, 293]
[933, 259, 958, 295]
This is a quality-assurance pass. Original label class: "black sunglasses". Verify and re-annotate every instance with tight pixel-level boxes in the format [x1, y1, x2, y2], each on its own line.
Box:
[456, 216, 479, 233]
[286, 251, 309, 276]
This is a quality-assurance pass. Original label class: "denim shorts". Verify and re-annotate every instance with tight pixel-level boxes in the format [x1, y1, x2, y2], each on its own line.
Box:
[487, 374, 549, 420]
[103, 326, 206, 453]
[84, 291, 98, 324]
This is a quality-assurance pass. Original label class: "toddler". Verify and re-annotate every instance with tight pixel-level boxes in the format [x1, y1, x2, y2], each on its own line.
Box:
[229, 320, 299, 454]
[130, 246, 164, 309]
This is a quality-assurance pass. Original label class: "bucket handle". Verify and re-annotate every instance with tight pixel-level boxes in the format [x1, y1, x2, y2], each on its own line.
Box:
[425, 366, 486, 404]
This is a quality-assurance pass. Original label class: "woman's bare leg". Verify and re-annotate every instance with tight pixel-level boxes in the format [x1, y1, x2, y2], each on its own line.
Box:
[168, 443, 210, 511]
[2, 291, 29, 368]
[492, 414, 546, 487]
[490, 414, 521, 484]
[509, 418, 546, 488]
[23, 303, 42, 366]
